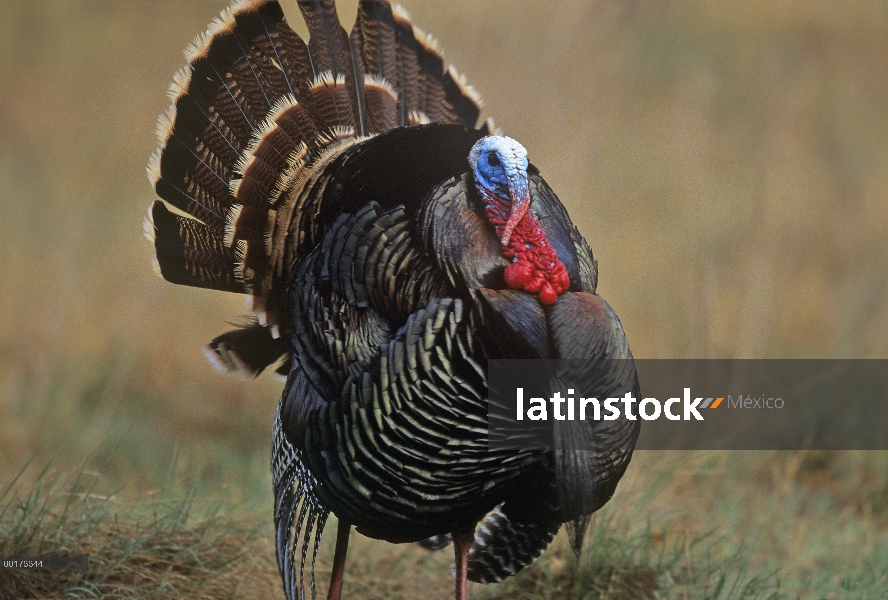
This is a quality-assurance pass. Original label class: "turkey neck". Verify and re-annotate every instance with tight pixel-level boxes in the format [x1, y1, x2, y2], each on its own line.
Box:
[481, 189, 570, 305]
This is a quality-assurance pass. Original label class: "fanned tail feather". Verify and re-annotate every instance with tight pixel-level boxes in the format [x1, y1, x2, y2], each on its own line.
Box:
[297, 0, 365, 134]
[149, 0, 317, 278]
[149, 0, 484, 320]
[146, 200, 241, 292]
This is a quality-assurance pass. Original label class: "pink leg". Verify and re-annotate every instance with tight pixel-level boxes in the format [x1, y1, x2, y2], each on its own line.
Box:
[327, 520, 350, 600]
[453, 531, 474, 600]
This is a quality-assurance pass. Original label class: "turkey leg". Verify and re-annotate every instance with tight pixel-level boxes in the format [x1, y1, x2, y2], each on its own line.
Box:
[328, 520, 350, 600]
[453, 531, 475, 600]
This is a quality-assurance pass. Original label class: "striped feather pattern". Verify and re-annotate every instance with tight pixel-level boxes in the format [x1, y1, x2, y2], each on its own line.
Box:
[352, 2, 399, 91]
[415, 505, 563, 584]
[413, 29, 448, 123]
[296, 0, 365, 133]
[147, 200, 241, 292]
[467, 506, 560, 584]
[297, 297, 538, 542]
[363, 75, 399, 133]
[148, 3, 639, 600]
[306, 72, 354, 133]
[272, 400, 328, 600]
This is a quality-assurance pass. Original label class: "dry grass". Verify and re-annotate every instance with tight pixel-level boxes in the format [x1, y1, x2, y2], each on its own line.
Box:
[1, 0, 888, 598]
[0, 459, 281, 600]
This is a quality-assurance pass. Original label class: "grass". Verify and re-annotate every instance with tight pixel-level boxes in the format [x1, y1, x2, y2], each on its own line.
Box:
[3, 354, 888, 598]
[0, 457, 277, 600]
[2, 0, 888, 598]
[472, 451, 888, 600]
[5, 451, 888, 599]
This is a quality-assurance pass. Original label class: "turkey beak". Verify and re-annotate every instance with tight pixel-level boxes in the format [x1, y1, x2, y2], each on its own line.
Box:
[500, 176, 530, 247]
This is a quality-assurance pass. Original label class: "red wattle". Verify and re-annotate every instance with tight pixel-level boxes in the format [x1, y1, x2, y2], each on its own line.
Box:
[483, 188, 571, 305]
[525, 276, 544, 293]
[504, 260, 533, 289]
[538, 283, 558, 305]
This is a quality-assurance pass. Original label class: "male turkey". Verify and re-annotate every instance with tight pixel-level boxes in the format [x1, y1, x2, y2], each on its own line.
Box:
[145, 1, 640, 599]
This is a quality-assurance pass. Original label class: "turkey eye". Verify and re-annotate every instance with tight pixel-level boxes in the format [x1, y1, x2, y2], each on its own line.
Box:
[487, 153, 501, 167]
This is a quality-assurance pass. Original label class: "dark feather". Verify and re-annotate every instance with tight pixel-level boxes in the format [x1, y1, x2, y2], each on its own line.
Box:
[350, 1, 399, 133]
[297, 0, 364, 132]
[391, 6, 420, 126]
[443, 69, 481, 129]
[476, 289, 550, 359]
[548, 293, 639, 544]
[413, 33, 447, 123]
[205, 319, 291, 379]
[305, 72, 354, 133]
[231, 2, 300, 98]
[363, 76, 399, 133]
[317, 124, 484, 220]
[467, 506, 560, 583]
[150, 0, 315, 235]
[148, 200, 241, 293]
[352, 1, 399, 85]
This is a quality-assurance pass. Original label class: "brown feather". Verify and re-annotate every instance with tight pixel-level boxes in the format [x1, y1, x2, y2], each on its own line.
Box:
[352, 1, 399, 91]
[274, 101, 320, 150]
[443, 67, 481, 129]
[148, 200, 242, 293]
[363, 76, 398, 134]
[297, 0, 364, 132]
[391, 5, 420, 126]
[230, 2, 300, 99]
[413, 29, 448, 123]
[308, 72, 355, 133]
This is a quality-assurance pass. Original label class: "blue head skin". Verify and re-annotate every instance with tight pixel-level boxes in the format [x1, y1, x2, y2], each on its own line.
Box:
[468, 136, 531, 247]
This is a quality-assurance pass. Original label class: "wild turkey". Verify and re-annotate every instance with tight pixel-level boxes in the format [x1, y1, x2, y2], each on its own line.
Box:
[145, 1, 640, 599]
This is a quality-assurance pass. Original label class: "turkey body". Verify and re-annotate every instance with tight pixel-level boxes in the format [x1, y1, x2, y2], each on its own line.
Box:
[146, 0, 639, 598]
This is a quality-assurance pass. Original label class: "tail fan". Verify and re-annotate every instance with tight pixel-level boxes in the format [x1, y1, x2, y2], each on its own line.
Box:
[148, 0, 487, 335]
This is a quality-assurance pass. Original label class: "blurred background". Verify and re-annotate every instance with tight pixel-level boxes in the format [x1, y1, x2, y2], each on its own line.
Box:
[1, 1, 888, 598]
